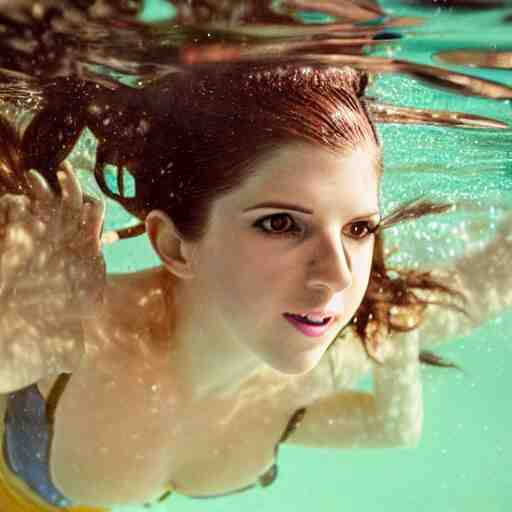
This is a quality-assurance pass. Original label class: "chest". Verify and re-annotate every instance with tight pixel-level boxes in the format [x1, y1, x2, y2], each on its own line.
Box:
[44, 322, 369, 502]
[46, 363, 308, 501]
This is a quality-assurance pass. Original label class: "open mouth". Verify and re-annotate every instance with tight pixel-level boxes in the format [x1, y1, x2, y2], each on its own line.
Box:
[284, 313, 332, 326]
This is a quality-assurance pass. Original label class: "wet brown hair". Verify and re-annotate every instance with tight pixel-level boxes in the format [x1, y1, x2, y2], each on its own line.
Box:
[0, 60, 467, 367]
[93, 62, 379, 241]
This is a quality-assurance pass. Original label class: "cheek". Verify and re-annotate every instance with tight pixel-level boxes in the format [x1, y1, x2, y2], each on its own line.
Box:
[219, 240, 298, 317]
[353, 242, 374, 294]
[206, 241, 273, 304]
[228, 235, 286, 279]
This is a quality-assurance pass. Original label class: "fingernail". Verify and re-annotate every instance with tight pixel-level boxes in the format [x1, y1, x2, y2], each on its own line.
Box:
[57, 171, 66, 182]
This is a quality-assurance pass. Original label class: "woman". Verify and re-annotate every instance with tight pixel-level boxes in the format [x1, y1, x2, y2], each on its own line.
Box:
[0, 61, 509, 511]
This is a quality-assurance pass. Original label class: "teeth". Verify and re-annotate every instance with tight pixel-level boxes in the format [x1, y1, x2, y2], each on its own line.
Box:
[295, 314, 328, 325]
[306, 318, 324, 325]
[305, 313, 327, 322]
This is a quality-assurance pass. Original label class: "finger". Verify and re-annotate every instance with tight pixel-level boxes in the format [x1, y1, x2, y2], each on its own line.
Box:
[58, 162, 83, 212]
[57, 164, 83, 236]
[81, 198, 106, 254]
[0, 194, 31, 224]
[25, 170, 55, 210]
[0, 195, 15, 226]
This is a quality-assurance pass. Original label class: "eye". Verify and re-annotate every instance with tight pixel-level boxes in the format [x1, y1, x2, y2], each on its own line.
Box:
[344, 220, 377, 240]
[254, 213, 302, 236]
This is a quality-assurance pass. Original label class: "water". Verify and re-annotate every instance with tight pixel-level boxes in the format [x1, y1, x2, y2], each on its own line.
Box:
[1, 1, 511, 511]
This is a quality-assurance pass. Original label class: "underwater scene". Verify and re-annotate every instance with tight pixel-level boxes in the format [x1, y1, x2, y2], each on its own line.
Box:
[0, 1, 511, 511]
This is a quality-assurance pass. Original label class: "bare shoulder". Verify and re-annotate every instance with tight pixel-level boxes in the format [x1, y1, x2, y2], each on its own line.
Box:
[36, 267, 170, 399]
[81, 266, 172, 364]
[102, 266, 169, 314]
[46, 268, 179, 503]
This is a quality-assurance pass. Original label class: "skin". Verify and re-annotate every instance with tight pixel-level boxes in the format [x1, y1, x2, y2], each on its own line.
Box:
[145, 141, 381, 398]
[6, 141, 383, 505]
[2, 137, 509, 506]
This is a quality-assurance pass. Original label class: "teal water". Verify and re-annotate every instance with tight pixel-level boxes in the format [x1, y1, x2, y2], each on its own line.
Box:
[65, 1, 512, 511]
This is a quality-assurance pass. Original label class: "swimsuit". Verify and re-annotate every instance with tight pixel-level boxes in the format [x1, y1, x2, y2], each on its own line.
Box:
[1, 374, 306, 510]
[0, 374, 103, 512]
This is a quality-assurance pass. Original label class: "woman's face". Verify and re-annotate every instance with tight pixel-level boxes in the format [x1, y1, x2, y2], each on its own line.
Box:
[185, 142, 380, 375]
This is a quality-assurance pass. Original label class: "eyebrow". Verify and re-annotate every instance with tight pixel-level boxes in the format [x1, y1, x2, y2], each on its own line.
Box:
[244, 202, 314, 214]
[244, 202, 380, 220]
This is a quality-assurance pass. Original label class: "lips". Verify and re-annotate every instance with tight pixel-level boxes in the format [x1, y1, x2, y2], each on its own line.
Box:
[283, 313, 334, 338]
[287, 313, 331, 325]
[287, 309, 335, 322]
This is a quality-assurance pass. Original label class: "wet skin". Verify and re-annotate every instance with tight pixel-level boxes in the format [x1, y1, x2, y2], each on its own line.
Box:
[45, 141, 381, 504]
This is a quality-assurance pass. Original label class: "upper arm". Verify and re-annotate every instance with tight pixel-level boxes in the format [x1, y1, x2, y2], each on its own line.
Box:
[285, 329, 423, 450]
[284, 345, 395, 449]
[417, 227, 512, 348]
[414, 296, 476, 350]
[414, 263, 510, 350]
[283, 389, 419, 450]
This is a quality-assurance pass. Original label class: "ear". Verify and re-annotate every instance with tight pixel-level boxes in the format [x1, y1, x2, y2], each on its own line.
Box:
[145, 210, 196, 280]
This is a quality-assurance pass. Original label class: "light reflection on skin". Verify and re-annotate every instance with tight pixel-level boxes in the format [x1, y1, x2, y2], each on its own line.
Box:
[146, 141, 381, 399]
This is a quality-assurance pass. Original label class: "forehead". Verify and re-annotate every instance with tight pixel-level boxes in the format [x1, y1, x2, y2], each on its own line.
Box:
[227, 142, 381, 213]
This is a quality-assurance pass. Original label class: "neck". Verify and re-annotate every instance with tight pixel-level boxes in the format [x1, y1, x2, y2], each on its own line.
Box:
[161, 269, 263, 400]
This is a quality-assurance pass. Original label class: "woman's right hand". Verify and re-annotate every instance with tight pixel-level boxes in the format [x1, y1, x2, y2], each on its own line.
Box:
[0, 162, 107, 324]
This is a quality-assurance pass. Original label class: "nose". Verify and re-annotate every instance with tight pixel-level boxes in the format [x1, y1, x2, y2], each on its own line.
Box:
[305, 233, 352, 293]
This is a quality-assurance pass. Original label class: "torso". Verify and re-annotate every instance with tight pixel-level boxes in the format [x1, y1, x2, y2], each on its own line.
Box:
[35, 267, 371, 505]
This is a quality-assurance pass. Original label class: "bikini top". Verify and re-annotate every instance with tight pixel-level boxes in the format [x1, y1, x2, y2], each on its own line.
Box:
[3, 374, 307, 505]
